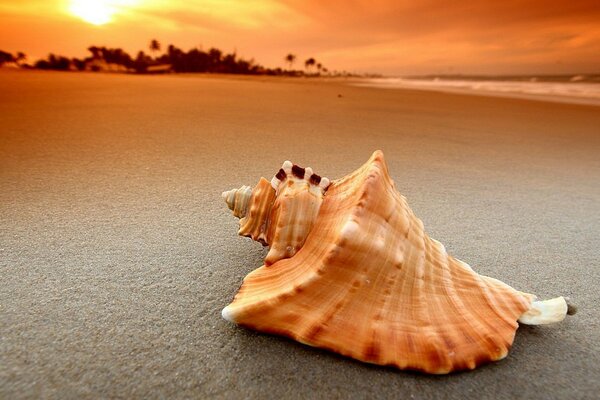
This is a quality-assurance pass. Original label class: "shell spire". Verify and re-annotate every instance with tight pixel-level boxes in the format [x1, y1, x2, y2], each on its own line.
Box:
[223, 160, 330, 264]
[221, 151, 571, 374]
[222, 185, 252, 218]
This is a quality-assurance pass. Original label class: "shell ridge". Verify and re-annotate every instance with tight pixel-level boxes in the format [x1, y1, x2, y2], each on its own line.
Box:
[356, 158, 442, 370]
[353, 196, 396, 363]
[391, 190, 432, 367]
[287, 167, 388, 354]
[471, 268, 526, 331]
[417, 228, 454, 372]
[422, 235, 452, 372]
[359, 154, 524, 370]
[226, 267, 321, 325]
[480, 275, 533, 327]
[238, 178, 276, 242]
[482, 275, 534, 308]
[434, 242, 479, 370]
[451, 258, 519, 330]
[227, 212, 342, 321]
[389, 213, 419, 369]
[431, 237, 511, 368]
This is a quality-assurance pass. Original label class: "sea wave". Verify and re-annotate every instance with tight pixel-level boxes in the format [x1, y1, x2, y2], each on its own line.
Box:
[353, 77, 600, 106]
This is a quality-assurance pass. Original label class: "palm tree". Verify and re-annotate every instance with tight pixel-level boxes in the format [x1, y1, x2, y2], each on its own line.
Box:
[285, 53, 296, 70]
[209, 48, 222, 64]
[135, 51, 150, 73]
[167, 44, 177, 59]
[15, 52, 26, 67]
[304, 57, 316, 74]
[149, 39, 161, 59]
[316, 63, 322, 75]
[87, 46, 100, 59]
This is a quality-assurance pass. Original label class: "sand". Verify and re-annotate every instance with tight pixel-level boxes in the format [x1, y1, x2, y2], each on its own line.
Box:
[1, 70, 599, 399]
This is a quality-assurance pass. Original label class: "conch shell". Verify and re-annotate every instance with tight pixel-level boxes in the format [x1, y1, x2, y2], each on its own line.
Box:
[221, 151, 571, 374]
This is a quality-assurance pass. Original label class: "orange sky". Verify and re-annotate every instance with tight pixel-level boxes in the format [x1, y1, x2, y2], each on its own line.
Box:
[1, 0, 599, 75]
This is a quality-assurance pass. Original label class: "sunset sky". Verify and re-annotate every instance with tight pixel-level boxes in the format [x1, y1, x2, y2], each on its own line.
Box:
[1, 0, 599, 75]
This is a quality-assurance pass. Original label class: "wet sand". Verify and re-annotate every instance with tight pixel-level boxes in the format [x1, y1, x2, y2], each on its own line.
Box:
[1, 70, 599, 399]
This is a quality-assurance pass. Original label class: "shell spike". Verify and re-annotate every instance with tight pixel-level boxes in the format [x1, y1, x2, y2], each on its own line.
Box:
[304, 167, 314, 181]
[221, 305, 235, 323]
[282, 160, 293, 172]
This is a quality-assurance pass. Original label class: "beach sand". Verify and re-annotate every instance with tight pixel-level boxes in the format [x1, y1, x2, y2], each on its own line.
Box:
[1, 70, 599, 399]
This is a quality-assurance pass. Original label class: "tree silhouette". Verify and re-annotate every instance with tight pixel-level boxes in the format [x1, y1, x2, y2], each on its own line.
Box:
[72, 58, 86, 71]
[0, 50, 14, 65]
[15, 52, 26, 66]
[167, 44, 178, 60]
[35, 53, 70, 70]
[135, 51, 151, 73]
[285, 53, 296, 70]
[304, 57, 316, 73]
[87, 46, 100, 59]
[22, 39, 352, 77]
[149, 39, 161, 59]
[208, 48, 222, 69]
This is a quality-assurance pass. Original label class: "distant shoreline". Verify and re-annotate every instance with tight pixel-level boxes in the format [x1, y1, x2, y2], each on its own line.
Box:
[352, 78, 600, 107]
[3, 68, 598, 107]
[0, 67, 364, 81]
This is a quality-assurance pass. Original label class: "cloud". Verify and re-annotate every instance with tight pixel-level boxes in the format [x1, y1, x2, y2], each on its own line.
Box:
[1, 0, 599, 74]
[294, 1, 600, 73]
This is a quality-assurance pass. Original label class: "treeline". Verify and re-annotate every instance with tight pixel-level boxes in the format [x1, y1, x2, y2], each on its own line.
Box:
[151, 44, 260, 74]
[25, 45, 261, 74]
[0, 50, 26, 66]
[0, 40, 359, 77]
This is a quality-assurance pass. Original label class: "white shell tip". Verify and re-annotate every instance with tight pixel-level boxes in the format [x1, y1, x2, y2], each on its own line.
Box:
[305, 167, 314, 178]
[320, 177, 330, 189]
[282, 160, 293, 172]
[221, 306, 236, 323]
[518, 296, 568, 325]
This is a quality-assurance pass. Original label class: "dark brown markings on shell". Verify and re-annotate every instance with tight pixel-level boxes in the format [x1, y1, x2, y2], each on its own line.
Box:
[363, 340, 381, 362]
[292, 165, 305, 179]
[275, 168, 286, 180]
[424, 342, 443, 371]
[304, 324, 324, 341]
[309, 173, 322, 185]
[441, 334, 456, 351]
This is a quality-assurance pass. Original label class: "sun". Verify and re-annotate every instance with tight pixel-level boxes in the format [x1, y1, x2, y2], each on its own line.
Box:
[68, 0, 113, 25]
[68, 0, 138, 26]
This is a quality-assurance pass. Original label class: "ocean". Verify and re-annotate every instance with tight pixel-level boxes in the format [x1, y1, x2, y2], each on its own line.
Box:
[354, 75, 600, 106]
